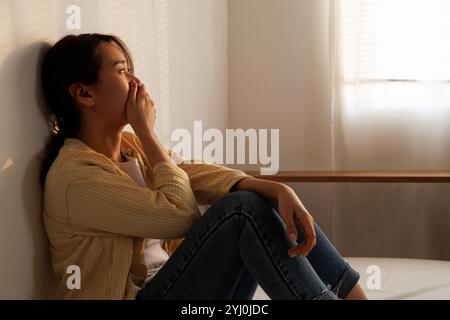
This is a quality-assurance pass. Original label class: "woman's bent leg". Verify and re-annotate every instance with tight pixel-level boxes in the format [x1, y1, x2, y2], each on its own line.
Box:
[230, 268, 259, 300]
[292, 222, 361, 299]
[136, 191, 350, 300]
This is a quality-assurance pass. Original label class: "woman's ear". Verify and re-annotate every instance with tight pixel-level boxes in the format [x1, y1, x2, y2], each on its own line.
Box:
[69, 82, 95, 107]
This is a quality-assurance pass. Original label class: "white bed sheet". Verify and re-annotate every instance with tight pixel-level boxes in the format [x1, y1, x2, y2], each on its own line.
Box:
[253, 257, 450, 300]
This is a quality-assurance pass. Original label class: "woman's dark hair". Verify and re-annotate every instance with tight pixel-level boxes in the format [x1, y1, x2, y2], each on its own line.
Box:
[39, 33, 134, 189]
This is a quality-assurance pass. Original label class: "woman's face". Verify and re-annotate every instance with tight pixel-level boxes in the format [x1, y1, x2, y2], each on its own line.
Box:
[91, 41, 141, 126]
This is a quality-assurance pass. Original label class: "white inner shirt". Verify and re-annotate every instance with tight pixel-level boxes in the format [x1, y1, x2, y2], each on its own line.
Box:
[118, 153, 169, 284]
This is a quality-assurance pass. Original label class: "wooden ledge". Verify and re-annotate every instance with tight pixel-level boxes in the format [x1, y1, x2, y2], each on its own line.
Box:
[244, 171, 450, 183]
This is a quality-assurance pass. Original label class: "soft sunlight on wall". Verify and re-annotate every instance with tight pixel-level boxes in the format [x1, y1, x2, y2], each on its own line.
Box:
[0, 0, 169, 298]
[96, 0, 171, 146]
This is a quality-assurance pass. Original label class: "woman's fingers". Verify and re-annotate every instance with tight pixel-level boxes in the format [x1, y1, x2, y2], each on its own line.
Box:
[127, 80, 157, 133]
[279, 205, 298, 244]
[289, 210, 316, 257]
[137, 83, 145, 99]
[276, 186, 317, 258]
[127, 81, 138, 106]
[137, 83, 154, 105]
[299, 226, 316, 256]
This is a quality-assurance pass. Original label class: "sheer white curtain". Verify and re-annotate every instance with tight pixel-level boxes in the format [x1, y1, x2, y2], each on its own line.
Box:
[329, 0, 450, 260]
[330, 0, 450, 170]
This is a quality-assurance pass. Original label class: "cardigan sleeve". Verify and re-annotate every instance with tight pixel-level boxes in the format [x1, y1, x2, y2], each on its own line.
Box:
[66, 161, 201, 239]
[170, 150, 251, 206]
[161, 160, 250, 258]
[126, 132, 250, 205]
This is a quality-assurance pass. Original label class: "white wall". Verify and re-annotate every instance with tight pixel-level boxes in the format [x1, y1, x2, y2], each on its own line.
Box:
[228, 0, 336, 235]
[0, 0, 228, 299]
[229, 0, 332, 171]
[168, 0, 229, 136]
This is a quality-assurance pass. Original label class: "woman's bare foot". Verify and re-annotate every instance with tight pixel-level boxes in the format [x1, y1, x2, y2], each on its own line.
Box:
[344, 283, 368, 300]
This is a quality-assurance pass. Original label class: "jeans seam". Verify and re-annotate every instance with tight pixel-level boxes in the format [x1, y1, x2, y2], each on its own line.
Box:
[239, 207, 303, 300]
[312, 285, 336, 300]
[334, 270, 345, 297]
[332, 263, 356, 299]
[158, 201, 306, 300]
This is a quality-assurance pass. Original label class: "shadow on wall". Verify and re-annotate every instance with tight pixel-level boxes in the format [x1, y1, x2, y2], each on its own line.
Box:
[0, 41, 55, 299]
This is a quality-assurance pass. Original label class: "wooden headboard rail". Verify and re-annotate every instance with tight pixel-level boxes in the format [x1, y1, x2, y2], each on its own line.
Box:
[245, 171, 450, 183]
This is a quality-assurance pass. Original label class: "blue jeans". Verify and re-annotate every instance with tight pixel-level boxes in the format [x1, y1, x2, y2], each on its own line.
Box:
[136, 191, 360, 300]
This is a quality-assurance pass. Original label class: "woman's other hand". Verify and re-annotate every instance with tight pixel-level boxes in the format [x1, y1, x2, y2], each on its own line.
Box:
[231, 177, 317, 257]
[276, 185, 317, 257]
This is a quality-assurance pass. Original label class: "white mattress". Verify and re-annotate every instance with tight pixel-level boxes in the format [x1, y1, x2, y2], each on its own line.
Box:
[253, 257, 450, 300]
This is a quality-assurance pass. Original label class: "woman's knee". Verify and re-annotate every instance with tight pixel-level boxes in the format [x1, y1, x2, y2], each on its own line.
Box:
[221, 190, 272, 210]
[208, 191, 272, 217]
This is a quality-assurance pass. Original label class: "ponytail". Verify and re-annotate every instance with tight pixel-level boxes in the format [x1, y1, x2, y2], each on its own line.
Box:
[39, 119, 66, 189]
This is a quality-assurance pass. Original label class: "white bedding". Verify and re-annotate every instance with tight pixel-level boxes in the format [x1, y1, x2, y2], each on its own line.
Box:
[253, 257, 450, 300]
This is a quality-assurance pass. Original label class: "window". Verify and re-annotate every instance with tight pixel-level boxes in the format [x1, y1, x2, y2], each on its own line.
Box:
[332, 0, 450, 111]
